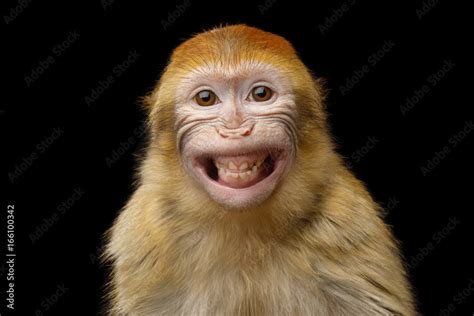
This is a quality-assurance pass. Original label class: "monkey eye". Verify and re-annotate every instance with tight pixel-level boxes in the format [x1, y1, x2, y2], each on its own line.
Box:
[194, 90, 218, 106]
[250, 86, 273, 102]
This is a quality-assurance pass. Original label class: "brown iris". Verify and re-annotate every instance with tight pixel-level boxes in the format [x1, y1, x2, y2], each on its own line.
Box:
[251, 86, 272, 102]
[195, 90, 217, 106]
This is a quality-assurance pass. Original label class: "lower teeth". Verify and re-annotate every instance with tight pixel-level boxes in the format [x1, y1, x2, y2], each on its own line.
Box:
[217, 165, 259, 181]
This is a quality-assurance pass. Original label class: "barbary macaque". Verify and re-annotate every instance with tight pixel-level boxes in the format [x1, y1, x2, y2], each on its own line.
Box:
[103, 25, 415, 315]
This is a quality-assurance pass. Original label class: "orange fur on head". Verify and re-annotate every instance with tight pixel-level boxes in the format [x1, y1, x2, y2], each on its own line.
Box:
[103, 25, 416, 315]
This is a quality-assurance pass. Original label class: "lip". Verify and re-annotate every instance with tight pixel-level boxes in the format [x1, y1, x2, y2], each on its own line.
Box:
[191, 149, 289, 209]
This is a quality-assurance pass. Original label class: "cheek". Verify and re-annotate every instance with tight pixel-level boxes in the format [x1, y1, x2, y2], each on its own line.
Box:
[175, 108, 219, 150]
[252, 124, 294, 148]
[180, 126, 217, 157]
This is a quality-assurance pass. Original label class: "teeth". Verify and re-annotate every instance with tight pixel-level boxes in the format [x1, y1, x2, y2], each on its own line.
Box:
[218, 167, 225, 176]
[239, 172, 249, 180]
[239, 162, 248, 170]
[213, 158, 264, 182]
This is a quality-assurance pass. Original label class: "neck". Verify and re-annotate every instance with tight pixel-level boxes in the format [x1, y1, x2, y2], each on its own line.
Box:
[140, 136, 338, 248]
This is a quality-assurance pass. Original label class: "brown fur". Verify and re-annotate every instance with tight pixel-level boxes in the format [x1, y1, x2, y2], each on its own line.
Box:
[103, 25, 416, 315]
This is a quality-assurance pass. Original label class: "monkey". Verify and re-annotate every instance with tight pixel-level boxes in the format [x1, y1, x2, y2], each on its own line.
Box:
[103, 25, 416, 315]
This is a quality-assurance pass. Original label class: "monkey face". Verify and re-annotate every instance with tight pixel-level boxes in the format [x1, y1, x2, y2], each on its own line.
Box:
[174, 62, 297, 209]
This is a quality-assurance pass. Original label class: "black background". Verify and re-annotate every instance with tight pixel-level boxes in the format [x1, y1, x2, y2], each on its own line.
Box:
[1, 0, 472, 315]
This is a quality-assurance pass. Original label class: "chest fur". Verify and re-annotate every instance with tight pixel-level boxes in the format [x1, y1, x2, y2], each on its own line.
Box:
[127, 241, 387, 315]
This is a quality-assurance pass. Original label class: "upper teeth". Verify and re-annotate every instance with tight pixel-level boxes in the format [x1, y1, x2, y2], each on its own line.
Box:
[215, 160, 263, 172]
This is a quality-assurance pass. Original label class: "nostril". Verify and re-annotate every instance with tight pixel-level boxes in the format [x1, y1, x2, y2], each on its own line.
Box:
[241, 125, 253, 136]
[219, 131, 229, 138]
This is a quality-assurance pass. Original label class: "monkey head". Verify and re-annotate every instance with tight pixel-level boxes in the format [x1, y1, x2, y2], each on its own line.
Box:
[146, 25, 329, 210]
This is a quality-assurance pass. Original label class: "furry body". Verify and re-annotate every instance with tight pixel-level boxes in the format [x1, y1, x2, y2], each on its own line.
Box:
[104, 25, 415, 315]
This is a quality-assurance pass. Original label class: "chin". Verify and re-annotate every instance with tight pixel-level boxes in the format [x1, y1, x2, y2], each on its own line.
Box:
[189, 147, 291, 210]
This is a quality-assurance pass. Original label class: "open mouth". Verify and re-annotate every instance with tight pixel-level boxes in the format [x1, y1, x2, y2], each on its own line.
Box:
[190, 148, 290, 208]
[194, 150, 285, 190]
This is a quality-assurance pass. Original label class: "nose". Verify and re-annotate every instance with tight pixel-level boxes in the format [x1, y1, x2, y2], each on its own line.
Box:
[218, 124, 254, 139]
[218, 99, 254, 139]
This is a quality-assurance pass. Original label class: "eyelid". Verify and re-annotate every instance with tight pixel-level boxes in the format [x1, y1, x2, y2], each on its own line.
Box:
[249, 81, 273, 90]
[190, 87, 221, 104]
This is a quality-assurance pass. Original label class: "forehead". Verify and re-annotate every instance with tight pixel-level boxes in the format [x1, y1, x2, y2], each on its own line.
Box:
[169, 25, 297, 78]
[165, 26, 301, 95]
[178, 60, 285, 86]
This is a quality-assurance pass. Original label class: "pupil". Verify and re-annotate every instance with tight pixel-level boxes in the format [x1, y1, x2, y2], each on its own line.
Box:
[200, 91, 210, 101]
[256, 87, 266, 97]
